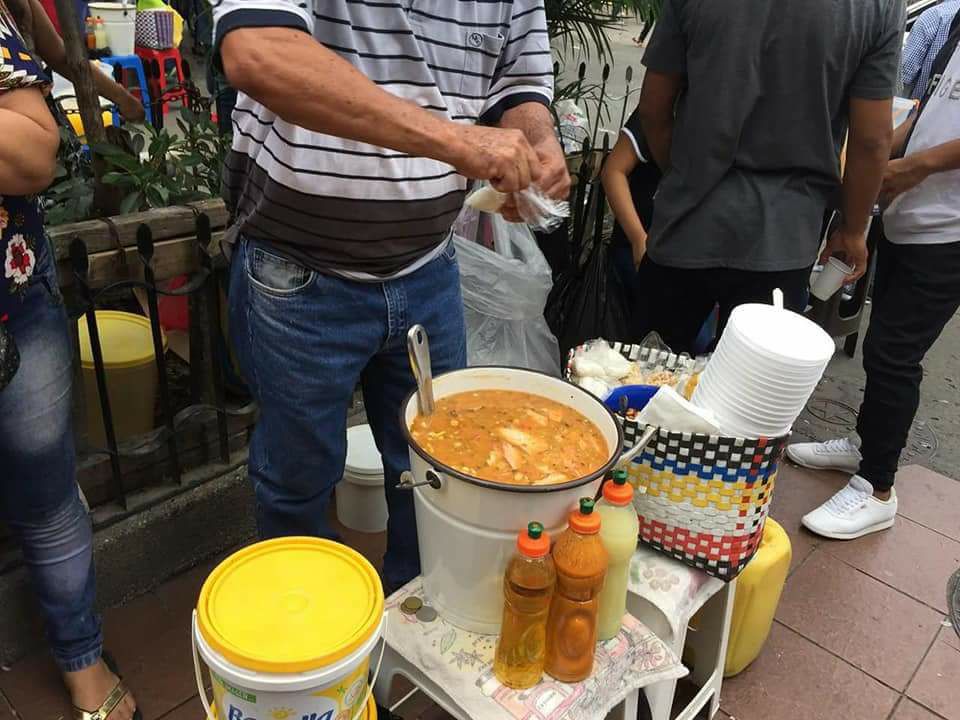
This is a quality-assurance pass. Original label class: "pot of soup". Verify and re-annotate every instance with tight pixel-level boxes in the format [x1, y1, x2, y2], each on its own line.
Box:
[400, 365, 624, 634]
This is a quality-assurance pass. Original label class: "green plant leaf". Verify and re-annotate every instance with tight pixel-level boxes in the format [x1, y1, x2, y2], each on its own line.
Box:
[120, 191, 144, 214]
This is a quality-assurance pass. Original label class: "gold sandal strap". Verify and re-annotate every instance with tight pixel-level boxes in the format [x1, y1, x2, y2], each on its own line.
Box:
[73, 680, 129, 720]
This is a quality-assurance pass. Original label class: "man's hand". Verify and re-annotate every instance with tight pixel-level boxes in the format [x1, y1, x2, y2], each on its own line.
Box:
[879, 155, 929, 206]
[116, 91, 146, 124]
[448, 124, 542, 193]
[534, 134, 571, 201]
[820, 223, 869, 282]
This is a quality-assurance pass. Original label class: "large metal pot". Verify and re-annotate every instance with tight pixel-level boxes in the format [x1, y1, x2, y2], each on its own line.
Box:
[400, 366, 624, 634]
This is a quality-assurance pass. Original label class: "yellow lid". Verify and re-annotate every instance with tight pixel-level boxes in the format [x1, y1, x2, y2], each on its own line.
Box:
[197, 538, 384, 674]
[78, 311, 167, 369]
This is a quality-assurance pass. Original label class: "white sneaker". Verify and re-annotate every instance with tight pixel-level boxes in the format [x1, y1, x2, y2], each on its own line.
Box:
[786, 437, 862, 473]
[801, 475, 897, 540]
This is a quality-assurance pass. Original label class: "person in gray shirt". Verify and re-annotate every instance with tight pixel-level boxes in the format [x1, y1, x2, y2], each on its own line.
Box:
[634, 0, 906, 352]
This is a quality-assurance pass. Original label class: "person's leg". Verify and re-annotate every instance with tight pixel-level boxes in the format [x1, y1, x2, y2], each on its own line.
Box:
[633, 257, 716, 353]
[716, 265, 812, 338]
[361, 242, 467, 591]
[856, 238, 960, 494]
[228, 237, 382, 541]
[0, 238, 135, 718]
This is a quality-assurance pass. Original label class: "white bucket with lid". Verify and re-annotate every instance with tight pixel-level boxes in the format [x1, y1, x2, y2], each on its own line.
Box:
[191, 538, 386, 720]
[337, 424, 389, 533]
[89, 2, 135, 55]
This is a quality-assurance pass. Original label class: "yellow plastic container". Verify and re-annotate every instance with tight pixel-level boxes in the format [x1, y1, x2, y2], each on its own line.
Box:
[193, 538, 385, 720]
[724, 518, 792, 677]
[78, 311, 167, 447]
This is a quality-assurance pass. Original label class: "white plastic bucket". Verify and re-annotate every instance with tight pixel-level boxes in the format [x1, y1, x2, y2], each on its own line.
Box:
[337, 424, 388, 533]
[192, 612, 385, 720]
[191, 538, 386, 720]
[88, 3, 135, 55]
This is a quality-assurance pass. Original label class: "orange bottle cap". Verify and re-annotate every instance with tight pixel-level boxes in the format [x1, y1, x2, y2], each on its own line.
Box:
[517, 522, 551, 558]
[603, 470, 633, 505]
[568, 497, 601, 534]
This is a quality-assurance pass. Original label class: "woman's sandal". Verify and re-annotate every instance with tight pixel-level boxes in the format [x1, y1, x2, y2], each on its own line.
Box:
[72, 652, 142, 720]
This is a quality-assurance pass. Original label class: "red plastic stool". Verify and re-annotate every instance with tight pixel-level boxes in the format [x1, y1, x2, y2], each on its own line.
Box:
[135, 46, 190, 116]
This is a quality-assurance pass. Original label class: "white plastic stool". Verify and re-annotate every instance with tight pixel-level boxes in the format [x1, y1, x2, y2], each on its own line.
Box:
[626, 547, 735, 720]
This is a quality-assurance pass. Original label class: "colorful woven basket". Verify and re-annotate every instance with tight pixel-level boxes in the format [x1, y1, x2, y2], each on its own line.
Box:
[623, 421, 787, 581]
[567, 341, 787, 580]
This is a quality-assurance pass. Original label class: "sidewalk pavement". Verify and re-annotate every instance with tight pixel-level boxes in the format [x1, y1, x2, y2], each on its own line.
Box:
[1, 463, 958, 720]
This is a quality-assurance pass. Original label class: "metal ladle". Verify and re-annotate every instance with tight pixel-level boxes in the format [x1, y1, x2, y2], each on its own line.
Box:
[407, 324, 435, 416]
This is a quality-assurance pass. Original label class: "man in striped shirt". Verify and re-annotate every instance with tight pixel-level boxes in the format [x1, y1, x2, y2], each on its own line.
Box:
[212, 0, 567, 590]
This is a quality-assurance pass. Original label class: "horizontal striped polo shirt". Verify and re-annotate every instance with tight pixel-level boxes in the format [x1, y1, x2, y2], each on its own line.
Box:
[211, 0, 554, 279]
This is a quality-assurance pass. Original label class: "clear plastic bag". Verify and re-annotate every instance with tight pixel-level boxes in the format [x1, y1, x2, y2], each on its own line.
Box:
[453, 209, 561, 374]
[465, 182, 570, 233]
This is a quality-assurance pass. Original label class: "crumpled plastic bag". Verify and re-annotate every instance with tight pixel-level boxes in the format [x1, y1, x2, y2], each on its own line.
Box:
[454, 209, 561, 374]
[465, 182, 570, 233]
[555, 99, 590, 154]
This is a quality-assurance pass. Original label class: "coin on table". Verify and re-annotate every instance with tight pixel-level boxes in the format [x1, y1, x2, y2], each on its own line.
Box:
[401, 596, 423, 615]
[416, 606, 438, 623]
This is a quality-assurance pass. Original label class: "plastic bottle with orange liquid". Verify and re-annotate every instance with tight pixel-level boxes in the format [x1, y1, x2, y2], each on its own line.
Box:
[544, 498, 608, 682]
[493, 522, 556, 689]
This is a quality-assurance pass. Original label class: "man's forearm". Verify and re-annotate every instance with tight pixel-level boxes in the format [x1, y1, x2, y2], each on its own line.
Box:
[498, 101, 555, 148]
[841, 139, 888, 232]
[222, 27, 464, 166]
[912, 138, 960, 175]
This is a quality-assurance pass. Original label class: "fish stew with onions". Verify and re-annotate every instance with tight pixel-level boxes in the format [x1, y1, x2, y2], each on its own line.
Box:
[410, 390, 608, 485]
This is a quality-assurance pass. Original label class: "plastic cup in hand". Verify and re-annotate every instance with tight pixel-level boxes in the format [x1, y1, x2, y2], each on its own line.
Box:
[811, 257, 854, 301]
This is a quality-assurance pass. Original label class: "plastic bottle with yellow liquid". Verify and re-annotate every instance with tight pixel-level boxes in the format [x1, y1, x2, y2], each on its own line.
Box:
[596, 469, 639, 640]
[493, 522, 556, 689]
[544, 498, 608, 682]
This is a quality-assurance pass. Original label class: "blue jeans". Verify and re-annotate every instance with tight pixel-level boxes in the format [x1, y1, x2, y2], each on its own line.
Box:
[0, 236, 101, 672]
[228, 237, 467, 589]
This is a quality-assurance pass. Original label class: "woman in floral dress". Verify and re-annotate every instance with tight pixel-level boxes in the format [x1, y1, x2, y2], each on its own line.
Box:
[0, 3, 139, 719]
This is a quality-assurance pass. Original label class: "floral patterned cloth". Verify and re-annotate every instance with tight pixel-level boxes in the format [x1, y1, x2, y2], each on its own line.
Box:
[0, 0, 52, 322]
[384, 578, 687, 720]
[628, 543, 726, 638]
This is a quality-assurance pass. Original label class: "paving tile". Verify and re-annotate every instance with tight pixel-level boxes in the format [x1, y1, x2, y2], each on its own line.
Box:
[768, 464, 841, 573]
[417, 705, 458, 720]
[821, 515, 960, 614]
[722, 623, 898, 720]
[940, 624, 960, 653]
[893, 698, 952, 720]
[157, 694, 205, 720]
[100, 560, 220, 720]
[776, 551, 942, 690]
[907, 634, 960, 720]
[896, 465, 960, 542]
[0, 648, 73, 720]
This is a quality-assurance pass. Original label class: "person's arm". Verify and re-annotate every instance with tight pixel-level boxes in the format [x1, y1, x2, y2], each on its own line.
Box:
[822, 97, 893, 279]
[891, 109, 918, 157]
[490, 2, 568, 203]
[219, 17, 539, 192]
[638, 0, 686, 171]
[28, 0, 145, 121]
[899, 12, 934, 90]
[637, 71, 683, 171]
[0, 87, 59, 194]
[821, 0, 904, 281]
[880, 137, 960, 205]
[601, 133, 646, 266]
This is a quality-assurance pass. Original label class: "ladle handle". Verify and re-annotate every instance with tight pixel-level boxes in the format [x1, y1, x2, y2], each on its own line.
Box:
[617, 424, 658, 468]
[407, 325, 435, 415]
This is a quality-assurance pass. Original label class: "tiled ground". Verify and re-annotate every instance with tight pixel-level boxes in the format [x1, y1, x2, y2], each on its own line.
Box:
[1, 463, 957, 720]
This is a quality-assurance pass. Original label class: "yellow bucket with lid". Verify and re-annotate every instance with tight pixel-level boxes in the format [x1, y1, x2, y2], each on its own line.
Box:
[192, 538, 385, 720]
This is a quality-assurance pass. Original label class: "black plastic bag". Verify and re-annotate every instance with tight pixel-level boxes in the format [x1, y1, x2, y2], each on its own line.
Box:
[545, 177, 632, 359]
